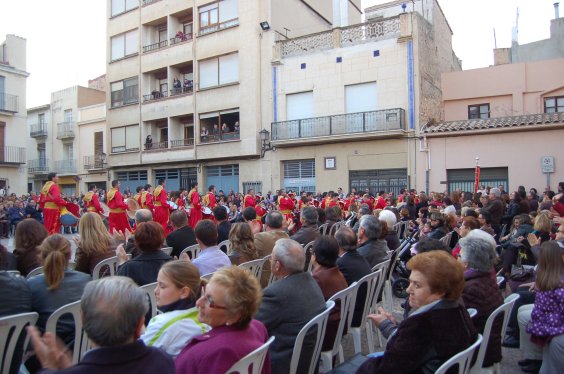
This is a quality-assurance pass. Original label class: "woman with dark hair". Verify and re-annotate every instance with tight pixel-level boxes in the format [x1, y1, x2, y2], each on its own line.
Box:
[0, 243, 17, 270]
[503, 192, 523, 225]
[13, 218, 48, 276]
[228, 222, 259, 265]
[415, 192, 428, 215]
[405, 195, 416, 221]
[117, 221, 172, 286]
[311, 236, 348, 351]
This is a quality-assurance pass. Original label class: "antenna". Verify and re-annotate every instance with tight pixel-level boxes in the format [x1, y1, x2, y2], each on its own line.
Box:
[511, 7, 519, 43]
[493, 28, 497, 49]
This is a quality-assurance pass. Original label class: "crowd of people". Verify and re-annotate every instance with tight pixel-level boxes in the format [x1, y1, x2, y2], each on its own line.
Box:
[0, 174, 563, 373]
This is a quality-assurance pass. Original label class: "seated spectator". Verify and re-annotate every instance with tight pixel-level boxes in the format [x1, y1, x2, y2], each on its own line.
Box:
[255, 239, 325, 374]
[117, 221, 172, 286]
[241, 206, 262, 234]
[8, 200, 25, 229]
[73, 212, 117, 276]
[478, 210, 496, 237]
[499, 214, 535, 276]
[124, 209, 153, 257]
[141, 261, 210, 358]
[190, 219, 231, 276]
[0, 203, 9, 238]
[0, 243, 17, 270]
[254, 211, 289, 287]
[13, 218, 48, 276]
[28, 276, 175, 373]
[311, 236, 348, 351]
[451, 216, 481, 258]
[379, 210, 400, 250]
[291, 206, 320, 246]
[459, 230, 503, 367]
[176, 266, 270, 374]
[357, 215, 389, 268]
[214, 205, 231, 244]
[166, 210, 197, 258]
[359, 251, 477, 373]
[25, 199, 42, 222]
[227, 222, 259, 265]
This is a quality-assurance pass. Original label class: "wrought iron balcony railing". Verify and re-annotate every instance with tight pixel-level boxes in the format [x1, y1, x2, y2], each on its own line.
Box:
[170, 85, 193, 96]
[144, 141, 168, 151]
[171, 139, 194, 148]
[0, 93, 19, 113]
[200, 131, 240, 144]
[143, 90, 169, 102]
[30, 123, 49, 138]
[142, 40, 168, 53]
[83, 155, 106, 170]
[271, 108, 406, 141]
[28, 158, 49, 173]
[56, 122, 75, 140]
[54, 159, 76, 174]
[0, 146, 26, 164]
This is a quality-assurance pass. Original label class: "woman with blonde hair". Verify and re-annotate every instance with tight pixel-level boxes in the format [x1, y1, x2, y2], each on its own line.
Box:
[27, 234, 90, 337]
[74, 212, 117, 275]
[228, 222, 259, 265]
[141, 260, 210, 358]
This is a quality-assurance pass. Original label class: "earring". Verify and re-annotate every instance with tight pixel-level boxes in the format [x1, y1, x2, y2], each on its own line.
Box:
[226, 322, 230, 326]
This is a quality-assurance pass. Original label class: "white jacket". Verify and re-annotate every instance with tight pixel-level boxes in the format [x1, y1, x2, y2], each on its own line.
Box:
[141, 307, 210, 358]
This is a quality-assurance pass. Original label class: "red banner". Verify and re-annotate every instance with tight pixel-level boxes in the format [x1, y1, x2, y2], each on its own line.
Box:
[474, 165, 481, 193]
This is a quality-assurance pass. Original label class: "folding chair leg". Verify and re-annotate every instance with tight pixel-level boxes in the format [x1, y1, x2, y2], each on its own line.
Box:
[366, 321, 375, 353]
[338, 345, 344, 363]
[320, 352, 332, 373]
[352, 328, 362, 353]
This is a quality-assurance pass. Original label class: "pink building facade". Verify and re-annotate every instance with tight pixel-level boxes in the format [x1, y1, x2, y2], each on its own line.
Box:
[418, 57, 564, 194]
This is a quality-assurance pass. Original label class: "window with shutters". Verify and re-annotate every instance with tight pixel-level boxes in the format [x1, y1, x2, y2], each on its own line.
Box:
[111, 77, 138, 107]
[111, 0, 138, 17]
[111, 124, 139, 153]
[110, 29, 138, 61]
[283, 159, 316, 193]
[446, 168, 508, 194]
[242, 182, 262, 194]
[199, 53, 239, 90]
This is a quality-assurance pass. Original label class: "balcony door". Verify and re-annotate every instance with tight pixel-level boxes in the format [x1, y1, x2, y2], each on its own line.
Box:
[94, 131, 103, 168]
[345, 82, 377, 132]
[64, 109, 73, 125]
[286, 91, 313, 139]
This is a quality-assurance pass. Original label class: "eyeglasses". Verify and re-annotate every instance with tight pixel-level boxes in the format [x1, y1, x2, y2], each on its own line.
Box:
[200, 286, 227, 310]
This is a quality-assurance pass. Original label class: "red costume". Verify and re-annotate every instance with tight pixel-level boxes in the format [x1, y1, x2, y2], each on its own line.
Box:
[374, 196, 387, 210]
[138, 191, 155, 212]
[39, 181, 66, 235]
[83, 191, 103, 214]
[188, 188, 202, 228]
[255, 204, 267, 220]
[243, 194, 256, 209]
[176, 196, 186, 210]
[278, 195, 295, 222]
[153, 185, 171, 235]
[107, 187, 131, 235]
[321, 196, 331, 209]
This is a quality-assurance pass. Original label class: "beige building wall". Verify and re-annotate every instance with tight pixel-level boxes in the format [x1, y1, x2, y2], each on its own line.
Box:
[77, 103, 108, 194]
[26, 104, 51, 192]
[1, 34, 29, 195]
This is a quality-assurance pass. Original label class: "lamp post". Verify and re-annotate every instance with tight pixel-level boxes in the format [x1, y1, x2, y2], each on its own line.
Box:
[259, 129, 275, 158]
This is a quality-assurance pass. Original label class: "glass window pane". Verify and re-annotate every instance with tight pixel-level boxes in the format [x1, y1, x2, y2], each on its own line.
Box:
[125, 29, 138, 56]
[219, 53, 238, 84]
[112, 127, 126, 148]
[111, 35, 125, 61]
[111, 0, 125, 16]
[126, 125, 140, 150]
[199, 58, 219, 88]
[545, 98, 555, 107]
[125, 0, 138, 11]
[219, 0, 237, 22]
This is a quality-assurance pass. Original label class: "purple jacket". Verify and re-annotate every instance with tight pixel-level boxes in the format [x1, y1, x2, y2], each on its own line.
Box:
[175, 319, 270, 374]
[527, 285, 564, 337]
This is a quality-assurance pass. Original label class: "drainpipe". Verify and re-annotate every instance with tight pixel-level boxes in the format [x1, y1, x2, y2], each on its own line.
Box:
[419, 132, 430, 194]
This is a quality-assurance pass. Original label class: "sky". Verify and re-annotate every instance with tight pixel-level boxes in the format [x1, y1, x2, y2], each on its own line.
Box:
[0, 0, 559, 108]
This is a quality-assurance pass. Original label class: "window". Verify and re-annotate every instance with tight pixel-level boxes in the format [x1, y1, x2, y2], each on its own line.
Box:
[64, 109, 73, 123]
[111, 0, 138, 16]
[243, 181, 262, 194]
[111, 124, 140, 153]
[38, 113, 46, 125]
[346, 82, 377, 113]
[283, 159, 316, 193]
[199, 109, 239, 142]
[63, 143, 73, 160]
[468, 104, 490, 119]
[199, 53, 238, 89]
[544, 96, 564, 113]
[111, 77, 139, 107]
[198, 0, 238, 34]
[199, 3, 218, 29]
[111, 29, 138, 61]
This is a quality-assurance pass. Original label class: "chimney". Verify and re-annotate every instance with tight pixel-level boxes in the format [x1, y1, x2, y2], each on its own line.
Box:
[555, 2, 560, 19]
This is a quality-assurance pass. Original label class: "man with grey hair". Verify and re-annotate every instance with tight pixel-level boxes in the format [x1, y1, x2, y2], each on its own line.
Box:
[255, 239, 325, 374]
[125, 208, 153, 256]
[291, 206, 320, 246]
[481, 187, 504, 238]
[352, 204, 371, 233]
[357, 215, 389, 268]
[459, 233, 503, 367]
[254, 211, 289, 287]
[27, 276, 174, 373]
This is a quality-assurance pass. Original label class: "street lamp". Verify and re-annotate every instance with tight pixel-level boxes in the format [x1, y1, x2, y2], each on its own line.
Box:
[259, 129, 275, 158]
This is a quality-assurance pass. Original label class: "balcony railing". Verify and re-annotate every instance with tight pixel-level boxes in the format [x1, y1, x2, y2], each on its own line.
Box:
[28, 158, 49, 173]
[0, 93, 19, 113]
[143, 90, 169, 102]
[198, 18, 239, 36]
[54, 159, 76, 174]
[170, 85, 193, 96]
[200, 131, 240, 144]
[30, 123, 49, 138]
[171, 139, 194, 148]
[271, 108, 406, 141]
[170, 32, 193, 45]
[0, 146, 26, 164]
[83, 155, 106, 170]
[144, 141, 168, 151]
[56, 122, 75, 140]
[143, 40, 168, 53]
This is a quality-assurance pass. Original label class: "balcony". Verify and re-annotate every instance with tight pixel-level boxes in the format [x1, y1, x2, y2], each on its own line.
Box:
[30, 123, 49, 138]
[171, 138, 194, 148]
[143, 90, 169, 102]
[28, 158, 49, 174]
[144, 140, 168, 151]
[83, 155, 107, 171]
[271, 108, 406, 145]
[0, 146, 26, 165]
[170, 32, 193, 46]
[56, 122, 75, 140]
[170, 85, 193, 97]
[142, 40, 168, 53]
[54, 159, 77, 174]
[200, 131, 240, 144]
[0, 93, 18, 113]
[198, 18, 239, 36]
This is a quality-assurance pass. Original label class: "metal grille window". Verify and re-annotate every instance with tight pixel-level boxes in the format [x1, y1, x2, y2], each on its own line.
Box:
[284, 160, 315, 179]
[155, 169, 180, 180]
[447, 167, 508, 193]
[242, 181, 262, 194]
[117, 170, 148, 181]
[349, 169, 407, 197]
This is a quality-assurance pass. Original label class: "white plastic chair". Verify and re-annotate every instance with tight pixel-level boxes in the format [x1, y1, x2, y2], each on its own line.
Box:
[369, 260, 391, 350]
[440, 231, 454, 248]
[201, 272, 214, 281]
[239, 258, 268, 279]
[496, 276, 505, 287]
[0, 312, 38, 374]
[92, 254, 131, 280]
[226, 336, 275, 374]
[435, 334, 483, 374]
[161, 246, 173, 256]
[218, 240, 231, 253]
[320, 282, 358, 372]
[26, 266, 44, 279]
[289, 300, 335, 374]
[262, 255, 277, 286]
[467, 308, 478, 318]
[140, 282, 159, 320]
[319, 223, 331, 236]
[46, 300, 92, 364]
[180, 244, 200, 260]
[304, 240, 315, 273]
[469, 294, 520, 374]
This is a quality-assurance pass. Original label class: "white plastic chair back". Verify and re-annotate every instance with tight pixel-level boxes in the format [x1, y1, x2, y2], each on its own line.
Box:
[6, 270, 20, 276]
[201, 272, 214, 281]
[180, 244, 200, 260]
[467, 308, 477, 318]
[140, 282, 159, 320]
[92, 254, 131, 280]
[436, 334, 483, 374]
[469, 294, 520, 374]
[218, 240, 231, 253]
[319, 223, 331, 236]
[320, 282, 358, 372]
[0, 312, 38, 374]
[262, 255, 277, 286]
[303, 241, 315, 272]
[46, 300, 92, 364]
[289, 300, 335, 374]
[161, 246, 173, 256]
[440, 231, 454, 247]
[496, 276, 505, 287]
[239, 258, 267, 279]
[226, 336, 275, 374]
[26, 266, 44, 279]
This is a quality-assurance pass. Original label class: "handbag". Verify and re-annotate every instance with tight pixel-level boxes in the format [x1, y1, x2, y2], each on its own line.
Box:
[509, 265, 535, 282]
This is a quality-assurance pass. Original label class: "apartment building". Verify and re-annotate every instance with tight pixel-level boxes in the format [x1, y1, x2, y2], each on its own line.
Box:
[26, 85, 105, 195]
[105, 0, 362, 194]
[0, 34, 28, 195]
[77, 103, 108, 194]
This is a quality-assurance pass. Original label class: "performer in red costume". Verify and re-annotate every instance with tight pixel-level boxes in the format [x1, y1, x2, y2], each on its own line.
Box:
[188, 182, 202, 228]
[176, 188, 187, 210]
[243, 189, 256, 209]
[39, 172, 67, 235]
[374, 191, 388, 210]
[107, 180, 131, 235]
[202, 185, 217, 210]
[83, 185, 103, 214]
[138, 184, 155, 213]
[153, 179, 172, 235]
[277, 189, 295, 222]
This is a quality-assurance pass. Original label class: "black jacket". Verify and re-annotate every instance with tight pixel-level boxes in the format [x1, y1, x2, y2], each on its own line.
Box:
[166, 225, 197, 258]
[337, 250, 371, 327]
[117, 251, 172, 286]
